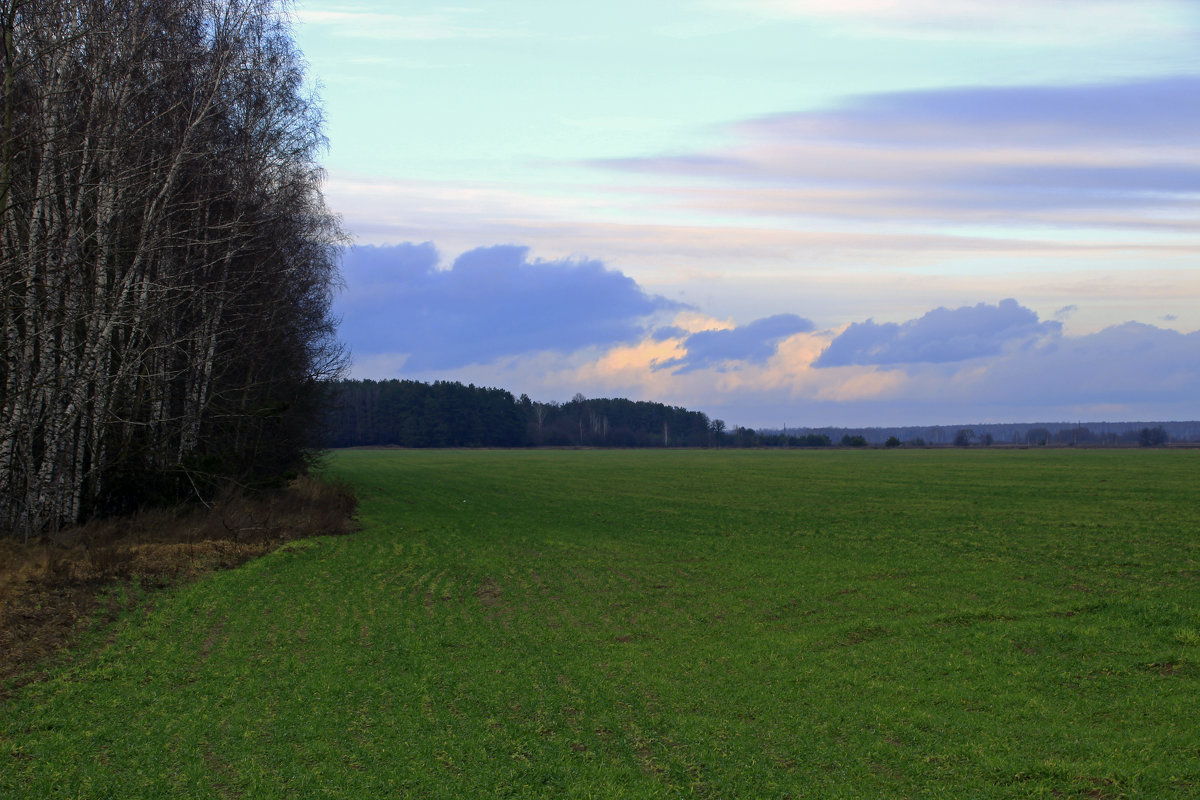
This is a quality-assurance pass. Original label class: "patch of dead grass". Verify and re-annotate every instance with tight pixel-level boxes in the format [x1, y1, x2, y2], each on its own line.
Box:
[0, 476, 357, 694]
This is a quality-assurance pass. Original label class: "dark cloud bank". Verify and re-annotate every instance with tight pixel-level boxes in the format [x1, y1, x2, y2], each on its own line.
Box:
[338, 244, 818, 375]
[816, 299, 1059, 367]
[336, 244, 684, 370]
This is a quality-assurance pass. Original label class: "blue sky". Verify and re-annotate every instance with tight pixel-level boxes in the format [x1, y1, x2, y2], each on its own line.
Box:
[295, 0, 1200, 427]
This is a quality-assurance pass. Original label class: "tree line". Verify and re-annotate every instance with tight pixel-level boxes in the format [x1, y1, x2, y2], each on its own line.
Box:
[324, 380, 716, 448]
[2, 0, 344, 539]
[324, 380, 527, 448]
[782, 421, 1193, 447]
[325, 380, 1193, 452]
[951, 425, 1172, 447]
[324, 380, 840, 449]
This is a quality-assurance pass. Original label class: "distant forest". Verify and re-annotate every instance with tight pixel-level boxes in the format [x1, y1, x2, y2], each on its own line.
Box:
[324, 380, 1196, 449]
[325, 379, 835, 448]
[326, 380, 727, 448]
[783, 421, 1200, 447]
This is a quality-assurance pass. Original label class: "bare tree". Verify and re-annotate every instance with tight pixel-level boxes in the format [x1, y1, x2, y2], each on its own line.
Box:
[1, 0, 345, 539]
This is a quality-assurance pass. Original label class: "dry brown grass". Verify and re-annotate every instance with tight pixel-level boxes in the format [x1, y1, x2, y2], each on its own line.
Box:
[0, 476, 357, 693]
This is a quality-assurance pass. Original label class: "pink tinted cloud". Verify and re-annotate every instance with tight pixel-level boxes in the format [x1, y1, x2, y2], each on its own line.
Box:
[595, 78, 1200, 230]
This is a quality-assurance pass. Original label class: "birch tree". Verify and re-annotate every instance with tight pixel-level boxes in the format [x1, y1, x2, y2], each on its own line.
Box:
[1, 0, 344, 539]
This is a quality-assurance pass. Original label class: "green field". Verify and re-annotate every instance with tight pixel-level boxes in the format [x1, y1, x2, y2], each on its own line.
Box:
[3, 449, 1199, 798]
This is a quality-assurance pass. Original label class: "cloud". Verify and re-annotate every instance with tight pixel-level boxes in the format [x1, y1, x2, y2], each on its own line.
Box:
[293, 7, 518, 40]
[657, 314, 815, 373]
[961, 322, 1200, 411]
[722, 0, 1194, 42]
[815, 299, 1060, 367]
[799, 77, 1200, 148]
[340, 262, 1200, 426]
[713, 317, 1200, 425]
[595, 77, 1200, 230]
[652, 325, 688, 341]
[1055, 305, 1079, 321]
[336, 244, 686, 371]
[792, 319, 1200, 424]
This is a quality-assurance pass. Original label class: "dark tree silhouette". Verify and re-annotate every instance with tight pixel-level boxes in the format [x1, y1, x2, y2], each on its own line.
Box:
[1138, 426, 1169, 447]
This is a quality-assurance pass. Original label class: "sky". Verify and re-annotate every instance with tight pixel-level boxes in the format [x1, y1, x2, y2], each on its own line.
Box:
[293, 0, 1200, 428]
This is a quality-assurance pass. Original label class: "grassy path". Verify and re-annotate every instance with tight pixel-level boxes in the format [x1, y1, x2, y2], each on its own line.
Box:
[3, 449, 1199, 797]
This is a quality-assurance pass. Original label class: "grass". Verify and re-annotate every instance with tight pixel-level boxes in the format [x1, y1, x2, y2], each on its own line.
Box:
[0, 476, 357, 693]
[3, 448, 1199, 798]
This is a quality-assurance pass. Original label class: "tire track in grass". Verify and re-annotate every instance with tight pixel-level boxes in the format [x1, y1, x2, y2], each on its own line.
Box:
[202, 741, 243, 800]
[420, 569, 448, 616]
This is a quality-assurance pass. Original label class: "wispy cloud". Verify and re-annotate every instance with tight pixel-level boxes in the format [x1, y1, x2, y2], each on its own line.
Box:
[326, 173, 1200, 261]
[740, 77, 1200, 148]
[294, 6, 519, 40]
[1055, 305, 1079, 321]
[322, 170, 1200, 345]
[721, 0, 1196, 43]
[596, 77, 1200, 232]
